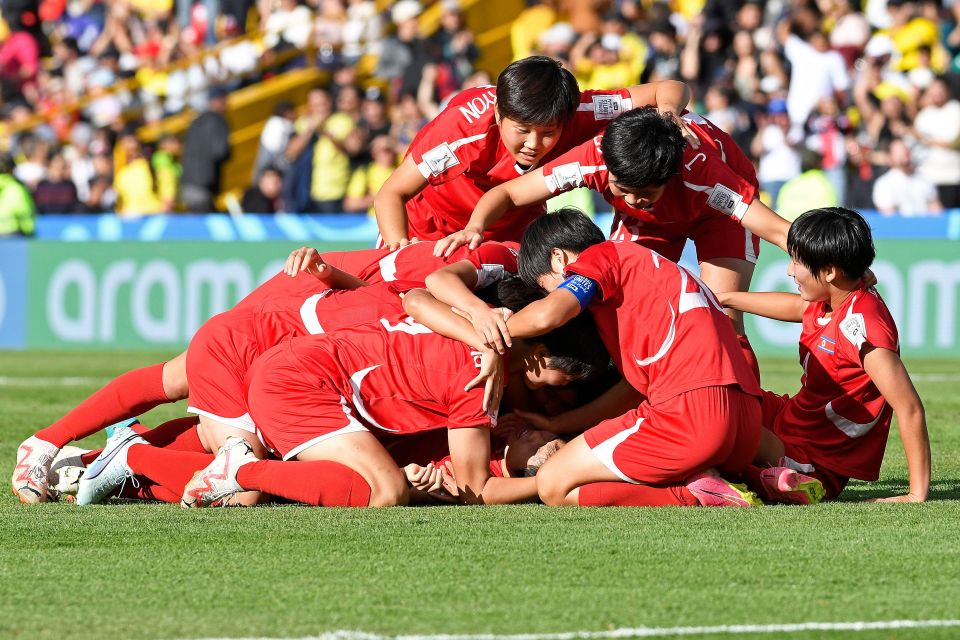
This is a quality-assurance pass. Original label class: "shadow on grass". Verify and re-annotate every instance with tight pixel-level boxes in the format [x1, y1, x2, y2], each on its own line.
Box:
[836, 478, 960, 501]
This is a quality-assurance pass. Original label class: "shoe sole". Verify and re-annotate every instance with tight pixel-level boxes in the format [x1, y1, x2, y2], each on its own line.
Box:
[763, 469, 826, 505]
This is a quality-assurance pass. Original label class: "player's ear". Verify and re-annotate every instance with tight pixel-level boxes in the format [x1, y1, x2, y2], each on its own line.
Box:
[494, 105, 502, 126]
[822, 265, 838, 284]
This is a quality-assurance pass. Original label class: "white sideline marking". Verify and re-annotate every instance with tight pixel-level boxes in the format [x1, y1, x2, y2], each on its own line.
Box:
[195, 619, 960, 640]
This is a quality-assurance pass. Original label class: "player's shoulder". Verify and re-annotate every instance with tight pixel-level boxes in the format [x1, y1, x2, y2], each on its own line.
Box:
[838, 287, 899, 351]
[436, 85, 499, 131]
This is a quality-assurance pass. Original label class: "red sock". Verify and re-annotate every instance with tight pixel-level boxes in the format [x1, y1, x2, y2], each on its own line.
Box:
[117, 479, 181, 504]
[126, 444, 213, 500]
[81, 448, 103, 465]
[578, 482, 698, 506]
[737, 334, 761, 384]
[237, 460, 371, 506]
[36, 363, 169, 447]
[141, 417, 204, 451]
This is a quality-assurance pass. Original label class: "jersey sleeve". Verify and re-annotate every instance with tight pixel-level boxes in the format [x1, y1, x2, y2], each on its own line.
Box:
[565, 88, 634, 141]
[564, 242, 621, 303]
[680, 139, 757, 222]
[406, 87, 497, 186]
[542, 137, 609, 194]
[459, 241, 520, 289]
[445, 349, 495, 429]
[838, 290, 899, 357]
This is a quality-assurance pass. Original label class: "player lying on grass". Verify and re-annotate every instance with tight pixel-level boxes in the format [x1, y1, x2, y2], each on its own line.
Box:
[13, 240, 519, 504]
[375, 55, 698, 250]
[408, 209, 768, 507]
[75, 278, 610, 507]
[433, 107, 795, 380]
[718, 207, 930, 504]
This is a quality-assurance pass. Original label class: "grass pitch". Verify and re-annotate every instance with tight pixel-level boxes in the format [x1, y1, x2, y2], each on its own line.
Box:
[1, 351, 959, 640]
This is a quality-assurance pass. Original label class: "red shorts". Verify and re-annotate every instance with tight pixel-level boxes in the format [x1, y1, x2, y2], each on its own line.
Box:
[186, 309, 261, 433]
[246, 342, 368, 460]
[585, 385, 761, 485]
[611, 212, 760, 265]
[760, 391, 850, 500]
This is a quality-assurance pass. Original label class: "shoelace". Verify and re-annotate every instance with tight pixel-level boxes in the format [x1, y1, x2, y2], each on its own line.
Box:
[113, 470, 140, 499]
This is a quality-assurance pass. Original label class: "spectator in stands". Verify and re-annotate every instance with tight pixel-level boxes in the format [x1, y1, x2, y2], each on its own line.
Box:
[432, 0, 479, 88]
[0, 23, 41, 96]
[805, 97, 851, 206]
[359, 87, 391, 142]
[872, 139, 944, 216]
[114, 132, 164, 216]
[776, 150, 839, 222]
[153, 133, 182, 211]
[645, 19, 681, 82]
[86, 152, 117, 213]
[752, 98, 802, 206]
[242, 165, 283, 213]
[254, 100, 297, 181]
[344, 134, 398, 214]
[263, 0, 312, 52]
[12, 132, 49, 190]
[681, 15, 733, 102]
[777, 16, 852, 127]
[33, 152, 79, 214]
[377, 0, 431, 99]
[914, 76, 960, 207]
[0, 154, 36, 235]
[342, 0, 382, 64]
[389, 91, 427, 155]
[180, 87, 231, 212]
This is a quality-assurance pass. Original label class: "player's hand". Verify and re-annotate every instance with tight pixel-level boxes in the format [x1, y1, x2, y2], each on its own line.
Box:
[461, 306, 514, 354]
[284, 246, 329, 279]
[661, 110, 700, 150]
[862, 268, 878, 288]
[464, 348, 504, 413]
[513, 409, 567, 435]
[439, 461, 460, 499]
[866, 493, 926, 503]
[403, 463, 458, 503]
[385, 237, 418, 252]
[433, 229, 483, 257]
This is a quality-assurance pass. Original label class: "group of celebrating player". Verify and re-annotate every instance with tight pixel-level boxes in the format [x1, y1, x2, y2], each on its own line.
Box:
[13, 56, 930, 509]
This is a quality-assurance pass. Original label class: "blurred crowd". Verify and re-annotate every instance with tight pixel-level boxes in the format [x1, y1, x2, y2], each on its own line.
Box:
[0, 0, 958, 230]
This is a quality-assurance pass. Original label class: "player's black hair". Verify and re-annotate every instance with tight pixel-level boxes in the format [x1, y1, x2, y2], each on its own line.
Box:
[787, 207, 875, 280]
[517, 208, 605, 287]
[496, 56, 580, 126]
[495, 277, 610, 381]
[601, 106, 686, 188]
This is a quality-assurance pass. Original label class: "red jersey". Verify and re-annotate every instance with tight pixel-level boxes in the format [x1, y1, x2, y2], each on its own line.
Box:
[540, 112, 759, 243]
[566, 241, 761, 405]
[405, 85, 634, 242]
[281, 321, 494, 436]
[772, 287, 899, 481]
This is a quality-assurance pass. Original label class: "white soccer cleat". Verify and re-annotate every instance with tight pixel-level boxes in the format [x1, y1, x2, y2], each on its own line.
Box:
[75, 427, 146, 506]
[181, 437, 257, 508]
[49, 466, 85, 503]
[12, 436, 60, 504]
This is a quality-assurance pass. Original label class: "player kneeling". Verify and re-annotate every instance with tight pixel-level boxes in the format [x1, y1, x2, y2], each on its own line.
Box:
[719, 207, 930, 504]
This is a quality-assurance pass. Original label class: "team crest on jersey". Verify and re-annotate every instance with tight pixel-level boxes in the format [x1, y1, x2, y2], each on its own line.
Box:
[840, 312, 868, 349]
[592, 95, 624, 120]
[706, 183, 743, 217]
[816, 336, 836, 355]
[422, 142, 460, 176]
[551, 162, 585, 191]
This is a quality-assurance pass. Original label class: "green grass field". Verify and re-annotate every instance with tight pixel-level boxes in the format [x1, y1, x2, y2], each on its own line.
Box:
[2, 351, 959, 640]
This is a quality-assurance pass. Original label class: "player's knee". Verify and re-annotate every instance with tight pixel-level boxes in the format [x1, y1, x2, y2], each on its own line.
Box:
[536, 464, 570, 507]
[162, 354, 189, 400]
[369, 481, 409, 507]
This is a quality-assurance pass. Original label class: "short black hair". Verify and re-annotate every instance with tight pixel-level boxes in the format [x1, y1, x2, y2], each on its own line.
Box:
[600, 106, 685, 188]
[517, 208, 605, 287]
[496, 56, 580, 126]
[787, 207, 875, 280]
[495, 277, 609, 381]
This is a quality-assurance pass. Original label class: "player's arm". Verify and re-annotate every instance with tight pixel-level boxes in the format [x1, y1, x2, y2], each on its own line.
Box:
[403, 288, 487, 351]
[739, 199, 790, 252]
[516, 378, 644, 435]
[435, 169, 553, 256]
[447, 426, 538, 504]
[373, 155, 428, 250]
[862, 347, 930, 503]
[283, 246, 368, 289]
[425, 261, 512, 353]
[627, 80, 699, 149]
[715, 290, 808, 322]
[506, 284, 587, 339]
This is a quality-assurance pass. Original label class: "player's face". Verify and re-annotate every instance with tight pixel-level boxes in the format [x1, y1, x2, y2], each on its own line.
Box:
[504, 428, 564, 476]
[607, 173, 666, 210]
[537, 248, 569, 291]
[497, 115, 562, 167]
[788, 257, 829, 301]
[524, 365, 576, 390]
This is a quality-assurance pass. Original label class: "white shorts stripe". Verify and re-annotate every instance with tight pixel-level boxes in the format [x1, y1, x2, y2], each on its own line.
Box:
[588, 418, 643, 484]
[187, 407, 256, 434]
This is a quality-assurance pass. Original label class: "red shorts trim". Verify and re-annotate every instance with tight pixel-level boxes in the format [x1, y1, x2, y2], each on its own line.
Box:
[246, 344, 368, 460]
[585, 385, 761, 485]
[611, 213, 761, 264]
[186, 310, 260, 430]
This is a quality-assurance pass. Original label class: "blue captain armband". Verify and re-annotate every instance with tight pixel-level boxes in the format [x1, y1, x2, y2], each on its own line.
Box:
[557, 274, 599, 309]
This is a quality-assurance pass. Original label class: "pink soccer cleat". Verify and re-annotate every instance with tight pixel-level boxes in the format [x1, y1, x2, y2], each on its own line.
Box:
[759, 466, 825, 505]
[686, 469, 763, 507]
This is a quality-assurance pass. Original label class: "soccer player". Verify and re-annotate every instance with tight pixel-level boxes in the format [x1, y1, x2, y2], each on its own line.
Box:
[374, 56, 697, 250]
[409, 209, 765, 507]
[433, 107, 793, 376]
[12, 241, 518, 503]
[717, 207, 930, 504]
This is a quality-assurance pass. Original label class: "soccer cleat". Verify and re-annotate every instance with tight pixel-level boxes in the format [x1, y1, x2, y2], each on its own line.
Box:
[49, 466, 85, 503]
[105, 417, 140, 441]
[759, 466, 825, 505]
[686, 469, 763, 507]
[12, 436, 60, 504]
[181, 437, 257, 508]
[74, 426, 146, 506]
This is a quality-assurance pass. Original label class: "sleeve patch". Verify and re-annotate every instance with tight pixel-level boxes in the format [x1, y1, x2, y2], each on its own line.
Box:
[421, 142, 461, 176]
[475, 264, 506, 289]
[591, 95, 625, 120]
[707, 183, 745, 218]
[548, 162, 586, 192]
[840, 312, 868, 349]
